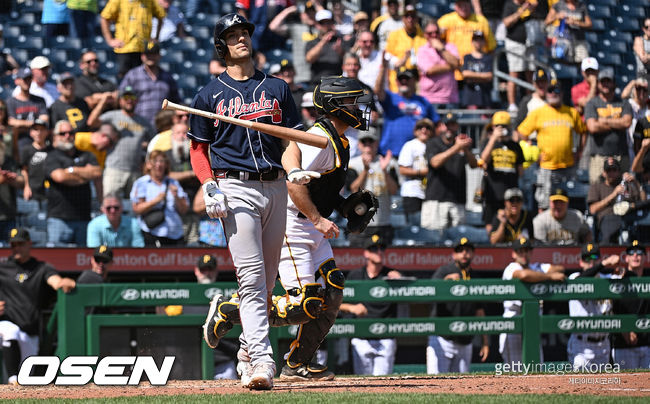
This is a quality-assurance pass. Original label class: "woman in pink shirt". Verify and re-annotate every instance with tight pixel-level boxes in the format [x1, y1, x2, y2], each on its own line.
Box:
[417, 20, 460, 108]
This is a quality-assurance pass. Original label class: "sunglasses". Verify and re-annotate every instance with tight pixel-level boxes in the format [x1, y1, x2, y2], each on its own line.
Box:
[582, 254, 600, 261]
[105, 205, 121, 211]
[627, 249, 645, 256]
[508, 197, 523, 203]
[367, 245, 386, 253]
[122, 95, 137, 101]
[83, 58, 99, 64]
[636, 86, 648, 91]
[548, 86, 561, 94]
[94, 257, 111, 264]
[644, 25, 650, 29]
[57, 131, 74, 136]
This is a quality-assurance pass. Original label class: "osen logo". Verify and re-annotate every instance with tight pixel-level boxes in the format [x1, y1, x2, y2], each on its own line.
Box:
[204, 288, 221, 300]
[609, 283, 626, 294]
[370, 286, 388, 299]
[635, 318, 650, 330]
[557, 319, 575, 331]
[449, 321, 468, 333]
[450, 285, 468, 296]
[369, 323, 387, 335]
[121, 289, 140, 301]
[530, 284, 548, 295]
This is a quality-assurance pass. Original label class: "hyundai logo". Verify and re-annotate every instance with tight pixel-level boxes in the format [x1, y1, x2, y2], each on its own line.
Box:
[530, 284, 548, 295]
[121, 289, 140, 301]
[557, 319, 575, 331]
[449, 321, 467, 333]
[450, 285, 468, 296]
[204, 288, 222, 299]
[370, 287, 388, 299]
[635, 318, 650, 330]
[609, 283, 626, 294]
[369, 323, 387, 335]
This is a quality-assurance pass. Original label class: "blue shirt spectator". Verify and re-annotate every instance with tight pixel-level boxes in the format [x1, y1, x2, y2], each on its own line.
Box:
[87, 194, 145, 247]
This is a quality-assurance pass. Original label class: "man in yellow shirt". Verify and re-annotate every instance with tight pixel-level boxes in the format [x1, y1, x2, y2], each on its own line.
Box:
[100, 0, 166, 79]
[438, 0, 496, 81]
[384, 4, 426, 93]
[75, 123, 120, 170]
[517, 83, 586, 211]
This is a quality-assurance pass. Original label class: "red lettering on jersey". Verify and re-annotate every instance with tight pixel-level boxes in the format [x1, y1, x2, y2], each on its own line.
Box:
[213, 91, 282, 127]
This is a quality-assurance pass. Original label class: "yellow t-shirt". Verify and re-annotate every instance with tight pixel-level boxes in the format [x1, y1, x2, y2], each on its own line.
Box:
[75, 132, 107, 169]
[385, 27, 427, 93]
[100, 0, 166, 54]
[437, 12, 497, 80]
[519, 140, 540, 169]
[517, 104, 586, 170]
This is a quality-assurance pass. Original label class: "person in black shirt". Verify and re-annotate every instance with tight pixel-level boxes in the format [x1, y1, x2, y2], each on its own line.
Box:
[339, 235, 402, 375]
[426, 238, 489, 374]
[77, 245, 114, 284]
[0, 228, 76, 385]
[74, 50, 118, 111]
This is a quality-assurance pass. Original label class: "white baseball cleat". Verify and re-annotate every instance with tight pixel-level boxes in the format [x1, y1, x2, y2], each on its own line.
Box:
[247, 362, 275, 390]
[237, 348, 253, 388]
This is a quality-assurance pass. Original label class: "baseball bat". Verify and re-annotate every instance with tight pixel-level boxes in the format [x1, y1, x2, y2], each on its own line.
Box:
[161, 99, 328, 149]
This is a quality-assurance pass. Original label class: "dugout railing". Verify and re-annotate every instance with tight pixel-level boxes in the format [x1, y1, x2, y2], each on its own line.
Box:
[53, 278, 650, 379]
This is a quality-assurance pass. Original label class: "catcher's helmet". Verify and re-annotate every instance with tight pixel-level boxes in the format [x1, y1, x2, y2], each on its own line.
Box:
[213, 13, 255, 59]
[313, 77, 372, 130]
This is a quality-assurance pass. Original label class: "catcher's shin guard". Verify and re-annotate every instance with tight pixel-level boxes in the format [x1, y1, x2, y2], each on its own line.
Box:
[270, 283, 325, 327]
[285, 259, 344, 366]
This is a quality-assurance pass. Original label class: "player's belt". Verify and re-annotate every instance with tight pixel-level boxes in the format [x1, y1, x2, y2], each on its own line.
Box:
[576, 335, 607, 343]
[214, 169, 285, 181]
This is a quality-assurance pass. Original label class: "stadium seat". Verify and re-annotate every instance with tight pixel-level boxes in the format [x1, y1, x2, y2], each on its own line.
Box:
[187, 25, 211, 40]
[11, 12, 37, 27]
[168, 37, 198, 51]
[595, 52, 622, 67]
[622, 0, 649, 6]
[605, 30, 633, 43]
[221, 1, 236, 14]
[416, 3, 440, 18]
[161, 49, 184, 65]
[443, 225, 489, 245]
[584, 32, 598, 45]
[590, 18, 606, 31]
[182, 61, 210, 77]
[589, 0, 617, 6]
[618, 5, 646, 19]
[393, 226, 443, 247]
[465, 210, 485, 227]
[551, 63, 578, 80]
[190, 48, 213, 63]
[600, 39, 628, 55]
[586, 4, 611, 18]
[611, 16, 640, 32]
[53, 36, 82, 50]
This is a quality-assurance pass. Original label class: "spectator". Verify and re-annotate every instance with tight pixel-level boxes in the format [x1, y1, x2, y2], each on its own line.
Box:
[502, 0, 538, 112]
[347, 128, 399, 247]
[479, 111, 524, 228]
[356, 30, 382, 89]
[0, 141, 24, 242]
[331, 0, 354, 42]
[427, 238, 489, 374]
[0, 49, 19, 78]
[567, 243, 619, 371]
[513, 68, 548, 129]
[99, 86, 154, 198]
[269, 59, 305, 112]
[20, 119, 52, 204]
[16, 57, 59, 109]
[87, 193, 144, 247]
[119, 41, 181, 128]
[209, 53, 227, 77]
[351, 11, 371, 43]
[299, 92, 319, 131]
[571, 57, 598, 118]
[192, 187, 227, 247]
[587, 158, 643, 243]
[459, 31, 494, 109]
[77, 245, 114, 284]
[371, 0, 402, 51]
[544, 0, 592, 64]
[74, 122, 120, 171]
[584, 68, 633, 184]
[130, 150, 189, 247]
[533, 187, 592, 245]
[74, 50, 119, 111]
[624, 77, 649, 162]
[100, 0, 166, 79]
[0, 228, 76, 385]
[151, 0, 186, 43]
[516, 82, 586, 210]
[422, 114, 478, 231]
[500, 237, 565, 365]
[384, 4, 425, 93]
[0, 99, 15, 161]
[398, 118, 434, 226]
[339, 235, 402, 375]
[611, 240, 650, 370]
[471, 0, 507, 36]
[375, 64, 438, 158]
[438, 0, 497, 82]
[184, 0, 220, 20]
[305, 10, 344, 85]
[66, 0, 99, 48]
[44, 120, 102, 246]
[41, 0, 70, 46]
[417, 20, 460, 108]
[50, 72, 102, 131]
[7, 68, 49, 151]
[634, 18, 650, 79]
[489, 188, 534, 244]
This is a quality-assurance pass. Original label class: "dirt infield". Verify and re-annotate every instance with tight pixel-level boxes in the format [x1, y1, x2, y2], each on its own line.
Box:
[1, 373, 649, 399]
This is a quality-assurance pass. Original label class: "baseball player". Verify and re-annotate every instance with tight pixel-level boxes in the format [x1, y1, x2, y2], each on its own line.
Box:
[202, 77, 377, 382]
[499, 237, 566, 365]
[567, 243, 618, 370]
[188, 13, 302, 390]
[426, 238, 489, 374]
[0, 228, 76, 385]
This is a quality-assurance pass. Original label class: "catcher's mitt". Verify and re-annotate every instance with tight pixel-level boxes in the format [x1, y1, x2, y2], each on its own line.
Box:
[339, 189, 379, 234]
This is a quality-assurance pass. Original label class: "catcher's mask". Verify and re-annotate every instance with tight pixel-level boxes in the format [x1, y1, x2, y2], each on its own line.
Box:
[213, 13, 255, 59]
[313, 76, 372, 130]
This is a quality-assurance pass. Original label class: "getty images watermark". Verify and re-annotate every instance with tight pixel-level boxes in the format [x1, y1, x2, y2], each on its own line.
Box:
[495, 362, 621, 385]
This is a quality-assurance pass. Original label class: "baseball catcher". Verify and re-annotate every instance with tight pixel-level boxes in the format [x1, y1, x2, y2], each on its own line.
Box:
[204, 76, 376, 381]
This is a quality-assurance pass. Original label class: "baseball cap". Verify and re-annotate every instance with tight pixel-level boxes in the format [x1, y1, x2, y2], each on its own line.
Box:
[492, 111, 511, 126]
[9, 228, 30, 243]
[197, 254, 217, 270]
[119, 86, 137, 97]
[268, 63, 282, 75]
[30, 56, 51, 70]
[93, 245, 114, 263]
[549, 187, 569, 203]
[414, 118, 434, 131]
[397, 66, 418, 81]
[581, 57, 599, 72]
[301, 92, 314, 108]
[454, 237, 475, 252]
[143, 41, 161, 54]
[404, 4, 417, 15]
[14, 66, 32, 80]
[353, 11, 369, 23]
[441, 112, 458, 124]
[315, 9, 333, 22]
[533, 68, 549, 82]
[472, 30, 485, 40]
[598, 67, 615, 81]
[626, 240, 646, 254]
[513, 237, 532, 251]
[56, 72, 75, 85]
[365, 234, 386, 250]
[603, 157, 621, 171]
[504, 188, 524, 200]
[31, 118, 49, 129]
[358, 126, 379, 142]
[581, 243, 601, 260]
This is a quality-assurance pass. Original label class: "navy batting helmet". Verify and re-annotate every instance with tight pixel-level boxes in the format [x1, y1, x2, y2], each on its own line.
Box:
[313, 77, 372, 130]
[213, 13, 255, 59]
